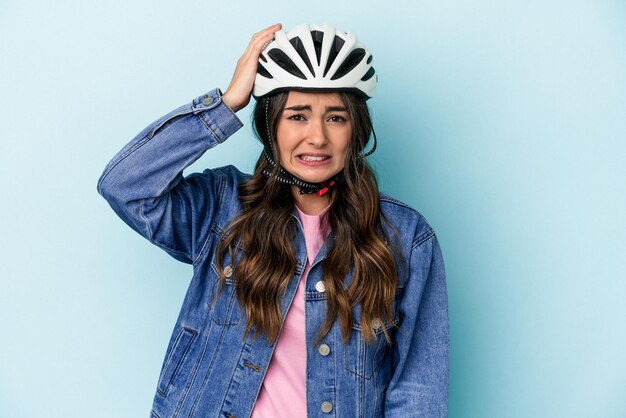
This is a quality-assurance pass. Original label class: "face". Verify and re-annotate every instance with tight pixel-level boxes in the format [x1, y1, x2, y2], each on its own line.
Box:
[275, 91, 352, 185]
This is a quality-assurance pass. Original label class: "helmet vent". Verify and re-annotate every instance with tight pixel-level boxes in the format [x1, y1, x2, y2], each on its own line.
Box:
[331, 48, 365, 80]
[268, 48, 307, 80]
[323, 35, 346, 77]
[311, 30, 324, 66]
[361, 66, 375, 81]
[257, 62, 273, 79]
[289, 36, 315, 77]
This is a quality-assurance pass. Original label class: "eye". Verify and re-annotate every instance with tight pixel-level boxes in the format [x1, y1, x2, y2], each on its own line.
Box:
[328, 115, 347, 123]
[287, 114, 306, 121]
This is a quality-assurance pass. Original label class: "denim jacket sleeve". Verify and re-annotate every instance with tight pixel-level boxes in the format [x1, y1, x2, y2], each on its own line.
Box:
[384, 229, 449, 417]
[96, 88, 243, 264]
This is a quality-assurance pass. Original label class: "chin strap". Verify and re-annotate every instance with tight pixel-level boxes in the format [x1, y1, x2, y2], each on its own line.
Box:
[261, 97, 376, 196]
[261, 148, 342, 195]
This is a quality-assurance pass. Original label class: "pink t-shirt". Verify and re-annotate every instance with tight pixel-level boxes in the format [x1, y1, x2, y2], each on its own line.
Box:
[250, 204, 331, 418]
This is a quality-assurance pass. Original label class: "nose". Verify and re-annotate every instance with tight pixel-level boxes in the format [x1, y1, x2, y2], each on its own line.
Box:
[306, 119, 328, 148]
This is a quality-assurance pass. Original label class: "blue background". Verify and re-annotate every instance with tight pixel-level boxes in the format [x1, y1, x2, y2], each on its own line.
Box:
[1, 1, 625, 417]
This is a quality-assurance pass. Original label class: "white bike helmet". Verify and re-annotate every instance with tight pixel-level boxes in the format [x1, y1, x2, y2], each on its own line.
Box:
[253, 23, 377, 99]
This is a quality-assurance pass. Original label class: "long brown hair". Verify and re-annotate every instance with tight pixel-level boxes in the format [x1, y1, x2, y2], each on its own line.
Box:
[214, 91, 399, 347]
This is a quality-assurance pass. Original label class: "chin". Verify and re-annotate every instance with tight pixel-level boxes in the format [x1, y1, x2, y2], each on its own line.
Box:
[295, 170, 338, 184]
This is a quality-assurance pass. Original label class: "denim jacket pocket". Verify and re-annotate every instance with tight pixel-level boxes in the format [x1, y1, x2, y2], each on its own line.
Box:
[156, 327, 198, 397]
[344, 315, 399, 380]
[209, 256, 242, 326]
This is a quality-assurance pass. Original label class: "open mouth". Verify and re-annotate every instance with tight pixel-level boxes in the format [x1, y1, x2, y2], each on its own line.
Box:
[297, 154, 331, 162]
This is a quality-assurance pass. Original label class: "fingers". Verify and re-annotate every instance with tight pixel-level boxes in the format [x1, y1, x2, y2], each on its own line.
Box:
[222, 24, 282, 112]
[252, 23, 282, 41]
[244, 23, 282, 59]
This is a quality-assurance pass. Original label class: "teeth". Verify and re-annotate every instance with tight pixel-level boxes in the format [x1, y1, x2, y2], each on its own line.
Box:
[301, 155, 329, 162]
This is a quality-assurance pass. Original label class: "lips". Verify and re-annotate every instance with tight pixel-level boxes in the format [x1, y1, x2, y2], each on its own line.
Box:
[299, 154, 330, 162]
[296, 153, 333, 166]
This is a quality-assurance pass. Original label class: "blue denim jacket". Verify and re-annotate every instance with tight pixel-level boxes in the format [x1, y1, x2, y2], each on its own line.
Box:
[97, 88, 449, 418]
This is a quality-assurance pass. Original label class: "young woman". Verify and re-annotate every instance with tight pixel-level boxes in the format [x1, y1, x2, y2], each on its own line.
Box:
[98, 23, 449, 418]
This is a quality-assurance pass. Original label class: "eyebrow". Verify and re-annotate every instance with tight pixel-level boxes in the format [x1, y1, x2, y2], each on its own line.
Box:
[284, 105, 348, 112]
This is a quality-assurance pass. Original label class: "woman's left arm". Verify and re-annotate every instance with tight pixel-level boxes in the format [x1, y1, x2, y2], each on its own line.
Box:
[384, 230, 449, 417]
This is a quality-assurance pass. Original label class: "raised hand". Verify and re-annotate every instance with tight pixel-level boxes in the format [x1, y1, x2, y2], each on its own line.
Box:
[222, 23, 282, 112]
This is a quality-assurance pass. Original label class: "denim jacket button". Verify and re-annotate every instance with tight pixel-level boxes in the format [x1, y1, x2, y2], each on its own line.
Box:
[318, 344, 330, 356]
[202, 96, 213, 106]
[224, 265, 233, 278]
[315, 281, 326, 293]
[372, 318, 383, 330]
[321, 401, 333, 413]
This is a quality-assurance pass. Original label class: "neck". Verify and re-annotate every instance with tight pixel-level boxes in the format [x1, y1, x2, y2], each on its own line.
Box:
[293, 187, 331, 215]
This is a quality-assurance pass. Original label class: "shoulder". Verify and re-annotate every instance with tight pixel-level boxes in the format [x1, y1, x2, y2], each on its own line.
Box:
[208, 164, 251, 182]
[194, 164, 251, 194]
[194, 165, 250, 230]
[378, 193, 443, 290]
[378, 192, 436, 248]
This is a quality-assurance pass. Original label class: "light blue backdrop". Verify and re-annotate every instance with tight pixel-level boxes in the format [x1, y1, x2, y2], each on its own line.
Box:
[1, 1, 624, 417]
